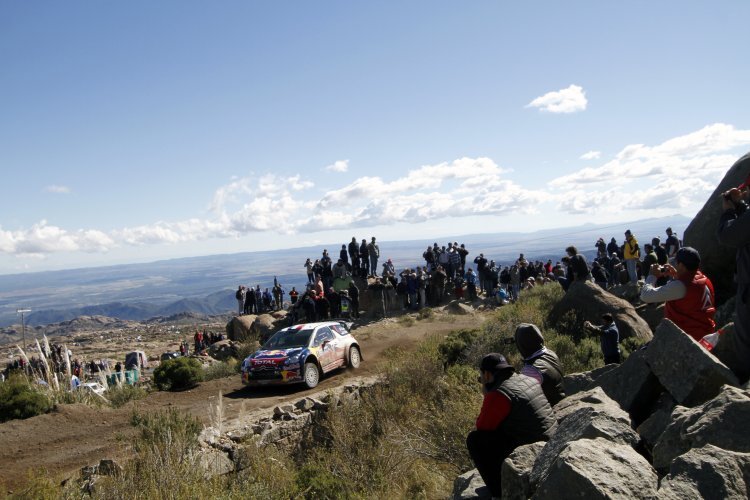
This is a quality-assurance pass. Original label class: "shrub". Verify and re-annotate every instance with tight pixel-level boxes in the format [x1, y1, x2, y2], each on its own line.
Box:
[437, 329, 480, 366]
[107, 384, 149, 408]
[204, 359, 237, 381]
[397, 315, 416, 327]
[153, 357, 203, 391]
[0, 375, 53, 422]
[417, 307, 434, 320]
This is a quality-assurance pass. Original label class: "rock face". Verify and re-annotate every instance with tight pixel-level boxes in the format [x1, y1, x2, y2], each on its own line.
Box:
[548, 280, 653, 341]
[645, 319, 739, 406]
[652, 385, 750, 470]
[452, 469, 491, 500]
[562, 364, 618, 397]
[225, 313, 283, 343]
[657, 445, 750, 499]
[534, 438, 658, 499]
[530, 389, 639, 489]
[684, 152, 750, 305]
[592, 348, 662, 421]
[444, 300, 474, 316]
[226, 314, 257, 341]
[207, 340, 238, 361]
[501, 442, 545, 500]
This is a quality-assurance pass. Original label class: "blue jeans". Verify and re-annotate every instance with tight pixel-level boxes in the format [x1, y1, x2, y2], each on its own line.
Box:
[625, 259, 638, 283]
[370, 256, 378, 276]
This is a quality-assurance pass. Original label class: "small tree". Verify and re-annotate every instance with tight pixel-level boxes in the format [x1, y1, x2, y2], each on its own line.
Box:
[153, 358, 203, 391]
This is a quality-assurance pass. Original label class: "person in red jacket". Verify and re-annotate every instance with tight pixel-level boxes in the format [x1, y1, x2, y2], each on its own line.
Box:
[639, 247, 716, 341]
[466, 353, 556, 498]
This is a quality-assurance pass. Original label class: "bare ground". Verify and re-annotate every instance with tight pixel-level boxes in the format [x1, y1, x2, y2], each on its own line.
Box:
[0, 310, 488, 493]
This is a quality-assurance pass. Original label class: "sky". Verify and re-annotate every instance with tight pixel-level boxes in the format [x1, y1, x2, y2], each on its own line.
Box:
[1, 1, 749, 275]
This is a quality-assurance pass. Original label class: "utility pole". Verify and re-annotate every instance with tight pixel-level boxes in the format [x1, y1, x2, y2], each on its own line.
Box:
[16, 308, 31, 350]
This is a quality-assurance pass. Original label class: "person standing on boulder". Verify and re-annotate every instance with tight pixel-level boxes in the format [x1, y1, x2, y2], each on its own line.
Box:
[467, 353, 557, 498]
[665, 227, 681, 265]
[639, 247, 716, 342]
[717, 172, 750, 383]
[367, 237, 380, 278]
[514, 323, 566, 406]
[584, 313, 621, 364]
[623, 230, 641, 283]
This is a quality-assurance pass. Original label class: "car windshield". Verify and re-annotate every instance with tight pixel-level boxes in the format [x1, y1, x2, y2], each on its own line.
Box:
[263, 328, 314, 350]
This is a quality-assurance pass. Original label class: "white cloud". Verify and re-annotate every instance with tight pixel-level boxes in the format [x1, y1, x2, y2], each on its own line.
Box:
[324, 159, 349, 172]
[580, 151, 601, 160]
[550, 123, 750, 215]
[4, 123, 748, 257]
[44, 185, 71, 194]
[527, 84, 588, 114]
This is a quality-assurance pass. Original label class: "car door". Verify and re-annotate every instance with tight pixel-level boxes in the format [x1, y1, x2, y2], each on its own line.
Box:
[314, 327, 337, 372]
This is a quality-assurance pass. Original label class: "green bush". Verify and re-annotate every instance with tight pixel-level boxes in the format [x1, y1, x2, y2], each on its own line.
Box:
[204, 359, 237, 381]
[153, 357, 203, 391]
[0, 375, 53, 422]
[107, 384, 149, 408]
[437, 329, 480, 366]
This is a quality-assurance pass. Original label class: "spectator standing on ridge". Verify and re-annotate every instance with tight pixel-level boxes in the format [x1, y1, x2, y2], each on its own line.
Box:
[607, 237, 620, 259]
[236, 286, 246, 315]
[566, 246, 590, 282]
[623, 229, 641, 283]
[514, 323, 566, 406]
[348, 237, 359, 273]
[466, 353, 557, 499]
[585, 313, 621, 364]
[591, 261, 608, 289]
[367, 237, 380, 277]
[717, 172, 750, 382]
[304, 258, 314, 284]
[359, 239, 369, 277]
[339, 244, 348, 266]
[639, 247, 716, 342]
[642, 244, 658, 278]
[665, 227, 681, 265]
[289, 287, 299, 305]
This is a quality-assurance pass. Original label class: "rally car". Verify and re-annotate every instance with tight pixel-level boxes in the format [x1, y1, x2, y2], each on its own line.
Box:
[241, 321, 362, 389]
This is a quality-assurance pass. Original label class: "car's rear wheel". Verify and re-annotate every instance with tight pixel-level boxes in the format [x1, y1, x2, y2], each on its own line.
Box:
[349, 346, 361, 369]
[303, 362, 320, 389]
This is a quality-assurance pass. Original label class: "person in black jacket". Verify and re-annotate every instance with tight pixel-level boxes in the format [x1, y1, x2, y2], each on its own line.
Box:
[514, 323, 566, 406]
[718, 168, 750, 383]
[466, 353, 557, 498]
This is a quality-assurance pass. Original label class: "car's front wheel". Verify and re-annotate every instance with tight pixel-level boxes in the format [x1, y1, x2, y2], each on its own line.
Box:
[303, 362, 320, 389]
[349, 346, 361, 369]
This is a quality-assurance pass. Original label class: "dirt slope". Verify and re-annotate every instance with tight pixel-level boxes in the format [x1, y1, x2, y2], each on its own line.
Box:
[0, 312, 486, 493]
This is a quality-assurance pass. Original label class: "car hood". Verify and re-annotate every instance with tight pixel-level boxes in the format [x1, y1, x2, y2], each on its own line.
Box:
[248, 348, 305, 365]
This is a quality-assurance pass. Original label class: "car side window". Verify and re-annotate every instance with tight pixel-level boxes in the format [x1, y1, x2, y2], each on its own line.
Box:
[313, 327, 334, 347]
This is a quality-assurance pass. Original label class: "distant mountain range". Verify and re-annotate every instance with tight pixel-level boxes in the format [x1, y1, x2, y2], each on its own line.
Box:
[0, 215, 690, 328]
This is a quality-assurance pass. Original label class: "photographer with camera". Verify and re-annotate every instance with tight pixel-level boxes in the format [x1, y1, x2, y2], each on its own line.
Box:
[466, 353, 557, 499]
[584, 313, 621, 364]
[639, 247, 716, 342]
[717, 168, 750, 383]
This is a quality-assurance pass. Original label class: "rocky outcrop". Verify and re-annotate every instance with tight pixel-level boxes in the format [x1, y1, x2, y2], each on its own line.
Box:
[658, 445, 750, 499]
[207, 340, 238, 361]
[652, 384, 750, 470]
[645, 319, 738, 406]
[500, 442, 544, 500]
[684, 152, 750, 305]
[226, 313, 285, 342]
[226, 314, 257, 341]
[534, 438, 658, 499]
[562, 364, 618, 396]
[530, 389, 639, 489]
[454, 318, 749, 499]
[548, 280, 653, 341]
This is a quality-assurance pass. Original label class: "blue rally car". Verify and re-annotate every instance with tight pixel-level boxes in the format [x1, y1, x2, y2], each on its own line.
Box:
[241, 321, 362, 389]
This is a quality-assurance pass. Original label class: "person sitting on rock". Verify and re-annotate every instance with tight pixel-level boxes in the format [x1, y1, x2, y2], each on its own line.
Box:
[639, 246, 716, 342]
[514, 323, 566, 406]
[584, 313, 621, 364]
[466, 353, 557, 499]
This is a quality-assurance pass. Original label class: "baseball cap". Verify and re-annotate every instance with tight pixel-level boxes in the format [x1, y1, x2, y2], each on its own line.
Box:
[480, 353, 514, 373]
[676, 247, 701, 271]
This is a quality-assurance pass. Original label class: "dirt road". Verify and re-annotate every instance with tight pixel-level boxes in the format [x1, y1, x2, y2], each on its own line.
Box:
[0, 313, 486, 492]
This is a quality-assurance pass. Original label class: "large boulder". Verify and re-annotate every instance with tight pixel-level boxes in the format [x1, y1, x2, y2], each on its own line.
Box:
[684, 152, 750, 306]
[635, 392, 677, 454]
[452, 469, 491, 500]
[657, 445, 750, 499]
[591, 348, 663, 424]
[548, 280, 653, 341]
[444, 300, 474, 315]
[253, 314, 279, 342]
[501, 442, 545, 500]
[530, 389, 639, 489]
[645, 319, 739, 406]
[562, 364, 618, 397]
[207, 340, 238, 361]
[226, 314, 257, 341]
[533, 438, 658, 499]
[635, 303, 664, 331]
[653, 385, 750, 470]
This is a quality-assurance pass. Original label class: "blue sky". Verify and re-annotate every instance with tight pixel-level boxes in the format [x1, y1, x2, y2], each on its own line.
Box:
[1, 1, 749, 274]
